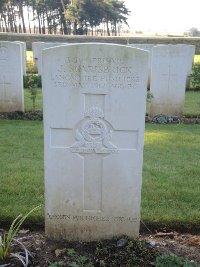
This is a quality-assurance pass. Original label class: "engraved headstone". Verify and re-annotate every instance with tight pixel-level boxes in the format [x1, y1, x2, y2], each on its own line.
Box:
[43, 43, 149, 241]
[0, 42, 24, 112]
[150, 45, 193, 116]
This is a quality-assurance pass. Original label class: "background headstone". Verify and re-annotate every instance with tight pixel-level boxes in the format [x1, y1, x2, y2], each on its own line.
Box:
[15, 41, 27, 75]
[150, 44, 192, 116]
[32, 42, 66, 74]
[0, 41, 24, 112]
[43, 43, 149, 241]
[128, 44, 155, 88]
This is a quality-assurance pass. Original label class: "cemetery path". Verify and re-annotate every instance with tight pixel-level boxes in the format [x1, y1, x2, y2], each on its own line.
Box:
[3, 230, 200, 266]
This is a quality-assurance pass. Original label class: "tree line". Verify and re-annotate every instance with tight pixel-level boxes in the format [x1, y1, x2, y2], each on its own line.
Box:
[0, 0, 130, 36]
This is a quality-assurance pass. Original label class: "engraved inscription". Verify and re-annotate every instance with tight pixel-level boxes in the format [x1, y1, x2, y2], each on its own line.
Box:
[70, 106, 118, 154]
[50, 56, 140, 90]
[47, 213, 137, 223]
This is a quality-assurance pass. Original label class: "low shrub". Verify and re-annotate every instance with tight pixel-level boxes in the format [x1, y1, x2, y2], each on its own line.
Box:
[23, 74, 42, 89]
[0, 111, 43, 121]
[155, 254, 198, 267]
[190, 63, 200, 90]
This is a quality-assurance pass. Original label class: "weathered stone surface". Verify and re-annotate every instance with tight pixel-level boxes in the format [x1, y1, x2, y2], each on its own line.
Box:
[150, 45, 193, 116]
[129, 44, 155, 88]
[0, 41, 24, 112]
[43, 43, 149, 241]
[15, 41, 27, 75]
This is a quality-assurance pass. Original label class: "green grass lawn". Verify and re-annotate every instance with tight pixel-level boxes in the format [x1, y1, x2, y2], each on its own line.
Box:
[146, 91, 200, 117]
[0, 121, 44, 225]
[0, 121, 199, 230]
[183, 91, 200, 116]
[142, 124, 200, 230]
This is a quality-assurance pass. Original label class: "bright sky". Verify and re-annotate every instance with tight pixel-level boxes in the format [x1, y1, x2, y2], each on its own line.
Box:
[124, 0, 200, 33]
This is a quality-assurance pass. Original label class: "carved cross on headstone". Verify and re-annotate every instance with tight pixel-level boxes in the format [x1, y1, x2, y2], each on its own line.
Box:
[50, 94, 138, 212]
[161, 64, 178, 94]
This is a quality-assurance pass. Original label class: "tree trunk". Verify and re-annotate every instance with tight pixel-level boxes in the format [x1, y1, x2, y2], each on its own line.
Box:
[46, 10, 51, 34]
[37, 11, 41, 34]
[42, 12, 45, 34]
[60, 13, 68, 34]
[106, 20, 110, 36]
[27, 8, 31, 33]
[114, 21, 117, 36]
[3, 14, 8, 32]
[18, 3, 26, 33]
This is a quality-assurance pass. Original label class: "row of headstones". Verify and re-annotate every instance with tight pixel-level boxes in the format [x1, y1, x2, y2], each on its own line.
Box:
[0, 41, 195, 116]
[129, 44, 195, 116]
[33, 42, 195, 116]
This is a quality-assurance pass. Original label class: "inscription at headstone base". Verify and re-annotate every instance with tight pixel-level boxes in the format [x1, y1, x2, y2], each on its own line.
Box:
[43, 43, 149, 241]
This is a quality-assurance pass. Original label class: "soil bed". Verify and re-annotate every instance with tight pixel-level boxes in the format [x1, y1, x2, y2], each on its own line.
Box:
[1, 229, 199, 266]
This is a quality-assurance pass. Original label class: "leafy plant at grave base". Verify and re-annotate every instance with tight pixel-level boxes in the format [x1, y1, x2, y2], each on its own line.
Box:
[155, 254, 198, 267]
[152, 114, 180, 124]
[48, 262, 65, 267]
[0, 110, 43, 121]
[23, 74, 42, 111]
[190, 63, 200, 90]
[0, 205, 41, 266]
[67, 248, 91, 267]
[94, 237, 158, 266]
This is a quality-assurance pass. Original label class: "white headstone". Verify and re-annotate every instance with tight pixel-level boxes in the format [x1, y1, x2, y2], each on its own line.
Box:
[15, 41, 27, 75]
[0, 42, 24, 112]
[32, 42, 66, 74]
[43, 43, 149, 241]
[150, 45, 192, 116]
[128, 44, 155, 88]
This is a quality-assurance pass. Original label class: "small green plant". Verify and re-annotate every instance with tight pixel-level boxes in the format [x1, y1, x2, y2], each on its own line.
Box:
[23, 74, 42, 89]
[23, 74, 42, 111]
[49, 262, 65, 267]
[155, 254, 198, 267]
[95, 242, 108, 256]
[0, 205, 41, 266]
[67, 248, 92, 267]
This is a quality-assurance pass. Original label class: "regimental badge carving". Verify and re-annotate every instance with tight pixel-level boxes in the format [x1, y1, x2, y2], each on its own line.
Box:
[70, 107, 118, 154]
[0, 47, 8, 60]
